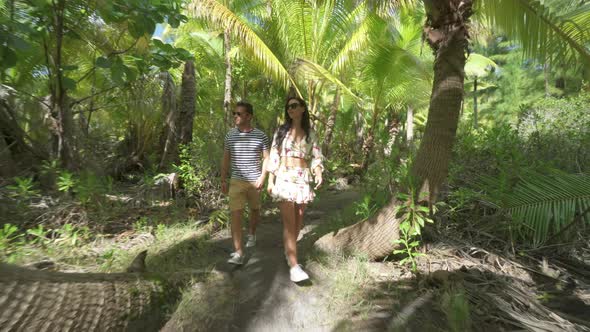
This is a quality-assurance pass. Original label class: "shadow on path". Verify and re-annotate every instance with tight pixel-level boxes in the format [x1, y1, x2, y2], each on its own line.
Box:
[221, 189, 361, 331]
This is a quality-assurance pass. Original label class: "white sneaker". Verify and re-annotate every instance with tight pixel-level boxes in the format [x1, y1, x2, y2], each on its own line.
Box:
[227, 252, 244, 265]
[289, 264, 309, 282]
[246, 234, 256, 248]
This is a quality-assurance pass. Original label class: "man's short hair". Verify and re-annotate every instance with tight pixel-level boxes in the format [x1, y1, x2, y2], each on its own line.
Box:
[236, 101, 253, 115]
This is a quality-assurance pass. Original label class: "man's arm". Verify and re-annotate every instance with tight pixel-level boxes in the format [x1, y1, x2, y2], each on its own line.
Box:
[221, 150, 230, 194]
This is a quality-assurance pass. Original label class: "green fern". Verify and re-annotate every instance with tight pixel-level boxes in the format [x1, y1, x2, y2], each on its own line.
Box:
[481, 169, 590, 246]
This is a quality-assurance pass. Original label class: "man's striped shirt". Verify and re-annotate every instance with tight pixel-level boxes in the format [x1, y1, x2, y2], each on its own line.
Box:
[224, 127, 270, 182]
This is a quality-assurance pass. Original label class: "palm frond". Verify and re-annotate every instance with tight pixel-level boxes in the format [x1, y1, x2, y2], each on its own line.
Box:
[465, 53, 499, 78]
[293, 58, 359, 101]
[478, 0, 590, 66]
[481, 170, 590, 246]
[329, 13, 386, 73]
[188, 0, 300, 94]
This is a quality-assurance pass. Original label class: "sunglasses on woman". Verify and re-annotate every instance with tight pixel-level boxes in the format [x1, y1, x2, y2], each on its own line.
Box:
[287, 102, 301, 110]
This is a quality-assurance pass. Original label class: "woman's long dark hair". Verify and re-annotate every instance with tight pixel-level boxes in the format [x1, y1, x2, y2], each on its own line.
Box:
[274, 97, 311, 149]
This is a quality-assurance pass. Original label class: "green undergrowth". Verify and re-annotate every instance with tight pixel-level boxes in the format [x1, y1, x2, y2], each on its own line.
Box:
[1, 218, 218, 275]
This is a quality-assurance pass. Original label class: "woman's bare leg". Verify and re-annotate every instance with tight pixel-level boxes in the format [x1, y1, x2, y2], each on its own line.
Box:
[279, 201, 298, 267]
[294, 203, 306, 240]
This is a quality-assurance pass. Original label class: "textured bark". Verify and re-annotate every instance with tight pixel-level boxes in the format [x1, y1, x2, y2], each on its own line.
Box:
[315, 198, 402, 259]
[0, 264, 170, 331]
[544, 63, 550, 97]
[50, 0, 78, 170]
[384, 111, 401, 157]
[159, 72, 179, 170]
[0, 134, 17, 177]
[354, 110, 364, 155]
[223, 29, 233, 129]
[315, 0, 472, 260]
[412, 0, 470, 204]
[323, 89, 340, 157]
[178, 61, 196, 145]
[473, 78, 478, 129]
[360, 105, 381, 171]
[406, 105, 414, 144]
[0, 252, 210, 331]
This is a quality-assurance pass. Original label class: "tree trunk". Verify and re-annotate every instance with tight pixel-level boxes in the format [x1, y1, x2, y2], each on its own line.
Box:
[159, 72, 179, 170]
[48, 0, 77, 170]
[473, 78, 478, 129]
[406, 105, 414, 145]
[178, 61, 196, 145]
[555, 76, 565, 90]
[544, 63, 550, 97]
[0, 98, 47, 163]
[354, 110, 364, 155]
[322, 89, 340, 157]
[361, 104, 380, 171]
[0, 134, 17, 177]
[384, 111, 401, 157]
[223, 28, 232, 128]
[0, 263, 170, 331]
[0, 252, 209, 331]
[315, 0, 472, 259]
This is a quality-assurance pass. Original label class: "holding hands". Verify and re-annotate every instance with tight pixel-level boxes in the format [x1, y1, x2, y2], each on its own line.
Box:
[313, 168, 323, 190]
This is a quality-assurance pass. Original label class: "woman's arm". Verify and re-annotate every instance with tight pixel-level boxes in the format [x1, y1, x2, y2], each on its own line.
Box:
[310, 132, 324, 189]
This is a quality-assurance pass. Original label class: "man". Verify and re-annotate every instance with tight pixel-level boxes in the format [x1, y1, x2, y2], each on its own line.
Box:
[221, 101, 270, 265]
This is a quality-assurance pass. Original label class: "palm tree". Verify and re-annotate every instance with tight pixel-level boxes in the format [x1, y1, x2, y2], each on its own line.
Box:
[188, 0, 372, 127]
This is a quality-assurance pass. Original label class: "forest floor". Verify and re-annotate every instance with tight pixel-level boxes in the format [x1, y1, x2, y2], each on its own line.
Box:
[159, 187, 590, 331]
[4, 185, 590, 331]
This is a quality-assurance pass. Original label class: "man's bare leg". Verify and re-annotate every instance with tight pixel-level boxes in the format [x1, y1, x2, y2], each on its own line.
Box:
[231, 209, 244, 255]
[249, 208, 260, 235]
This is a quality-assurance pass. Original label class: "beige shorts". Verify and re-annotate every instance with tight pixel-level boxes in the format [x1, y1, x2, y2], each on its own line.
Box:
[229, 179, 261, 212]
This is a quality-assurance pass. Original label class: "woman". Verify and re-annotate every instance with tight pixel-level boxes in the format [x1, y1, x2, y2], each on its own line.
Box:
[267, 97, 324, 282]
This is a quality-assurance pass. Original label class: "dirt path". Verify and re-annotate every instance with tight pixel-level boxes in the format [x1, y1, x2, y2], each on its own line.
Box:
[213, 190, 360, 332]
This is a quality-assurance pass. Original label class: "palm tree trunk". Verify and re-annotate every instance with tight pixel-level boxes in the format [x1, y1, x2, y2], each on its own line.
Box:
[223, 28, 232, 128]
[544, 63, 550, 97]
[384, 111, 401, 157]
[473, 78, 478, 129]
[361, 103, 381, 171]
[315, 0, 472, 259]
[159, 72, 179, 170]
[179, 61, 196, 145]
[323, 89, 340, 157]
[406, 105, 414, 145]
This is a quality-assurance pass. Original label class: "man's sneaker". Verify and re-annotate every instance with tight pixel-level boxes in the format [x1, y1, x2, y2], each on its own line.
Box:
[246, 234, 256, 248]
[289, 264, 309, 282]
[227, 252, 244, 265]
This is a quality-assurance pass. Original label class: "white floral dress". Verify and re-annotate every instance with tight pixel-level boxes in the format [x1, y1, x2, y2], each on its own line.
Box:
[267, 130, 324, 204]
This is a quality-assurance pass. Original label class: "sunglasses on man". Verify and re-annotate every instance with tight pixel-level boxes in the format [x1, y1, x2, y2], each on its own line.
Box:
[287, 102, 301, 110]
[233, 112, 249, 117]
